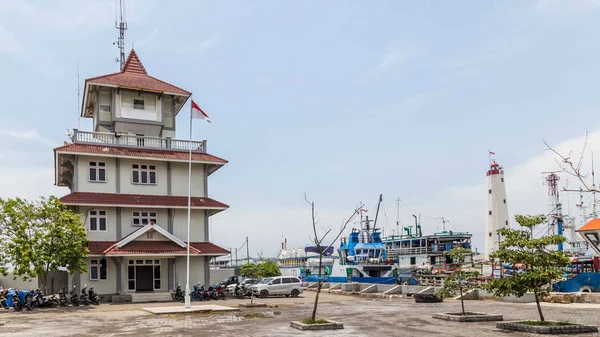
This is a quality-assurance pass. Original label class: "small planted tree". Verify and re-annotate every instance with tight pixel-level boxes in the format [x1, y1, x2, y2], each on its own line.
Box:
[304, 195, 364, 324]
[435, 247, 474, 315]
[258, 260, 281, 278]
[0, 196, 88, 293]
[485, 214, 569, 323]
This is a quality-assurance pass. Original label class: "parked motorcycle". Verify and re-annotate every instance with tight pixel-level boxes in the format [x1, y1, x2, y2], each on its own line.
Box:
[6, 289, 23, 311]
[70, 285, 79, 306]
[171, 284, 184, 302]
[58, 286, 69, 306]
[18, 289, 34, 310]
[80, 285, 90, 305]
[0, 287, 10, 309]
[214, 285, 226, 300]
[88, 286, 100, 305]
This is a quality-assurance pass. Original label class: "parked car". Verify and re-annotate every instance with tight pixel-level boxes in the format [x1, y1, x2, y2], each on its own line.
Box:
[226, 278, 258, 293]
[219, 276, 240, 288]
[251, 276, 303, 298]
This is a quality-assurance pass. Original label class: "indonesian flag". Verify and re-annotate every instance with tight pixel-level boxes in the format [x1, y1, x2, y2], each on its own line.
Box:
[191, 100, 211, 123]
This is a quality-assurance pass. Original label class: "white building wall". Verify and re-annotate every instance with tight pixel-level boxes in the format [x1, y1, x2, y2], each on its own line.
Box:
[172, 209, 206, 242]
[170, 162, 205, 197]
[78, 206, 118, 241]
[484, 172, 510, 261]
[77, 156, 117, 194]
[175, 256, 205, 286]
[119, 158, 168, 195]
[80, 258, 118, 295]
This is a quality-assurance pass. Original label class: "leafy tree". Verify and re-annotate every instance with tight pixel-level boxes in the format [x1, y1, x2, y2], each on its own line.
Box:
[435, 247, 475, 315]
[0, 196, 88, 293]
[239, 262, 260, 279]
[239, 261, 281, 279]
[257, 260, 281, 278]
[485, 214, 569, 322]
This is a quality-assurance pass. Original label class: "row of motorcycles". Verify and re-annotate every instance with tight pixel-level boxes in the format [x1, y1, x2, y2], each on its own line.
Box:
[171, 282, 252, 302]
[0, 285, 99, 311]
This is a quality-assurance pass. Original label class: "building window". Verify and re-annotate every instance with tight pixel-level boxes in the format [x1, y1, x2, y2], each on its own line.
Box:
[89, 210, 107, 231]
[133, 98, 145, 110]
[505, 220, 508, 225]
[489, 210, 492, 215]
[132, 211, 157, 226]
[503, 199, 506, 204]
[154, 264, 161, 290]
[410, 257, 416, 265]
[488, 189, 492, 194]
[489, 232, 492, 237]
[99, 91, 111, 113]
[89, 162, 106, 182]
[132, 164, 156, 185]
[501, 178, 504, 182]
[90, 258, 107, 280]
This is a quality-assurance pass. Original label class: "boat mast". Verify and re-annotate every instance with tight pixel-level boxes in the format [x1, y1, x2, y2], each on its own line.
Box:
[396, 197, 400, 238]
[373, 194, 383, 234]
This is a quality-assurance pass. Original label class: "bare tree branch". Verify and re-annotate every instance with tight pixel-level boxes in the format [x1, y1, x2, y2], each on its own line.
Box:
[543, 133, 600, 193]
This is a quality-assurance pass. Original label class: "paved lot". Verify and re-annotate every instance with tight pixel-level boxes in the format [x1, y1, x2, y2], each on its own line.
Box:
[0, 292, 599, 336]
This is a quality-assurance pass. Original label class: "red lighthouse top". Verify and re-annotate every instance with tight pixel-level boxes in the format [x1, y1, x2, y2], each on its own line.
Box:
[487, 161, 503, 176]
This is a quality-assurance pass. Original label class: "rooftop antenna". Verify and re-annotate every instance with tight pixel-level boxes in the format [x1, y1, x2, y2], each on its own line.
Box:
[395, 197, 400, 238]
[77, 61, 80, 130]
[114, 0, 128, 70]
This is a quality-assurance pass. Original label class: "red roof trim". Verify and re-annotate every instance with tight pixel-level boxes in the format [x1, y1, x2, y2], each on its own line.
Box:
[577, 219, 600, 232]
[85, 49, 191, 96]
[88, 241, 229, 256]
[59, 192, 229, 209]
[54, 143, 227, 165]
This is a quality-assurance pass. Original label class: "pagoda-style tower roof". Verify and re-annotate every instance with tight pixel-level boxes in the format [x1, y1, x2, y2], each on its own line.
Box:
[81, 49, 190, 117]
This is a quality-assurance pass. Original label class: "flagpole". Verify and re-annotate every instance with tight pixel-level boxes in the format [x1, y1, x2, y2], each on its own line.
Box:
[185, 95, 192, 309]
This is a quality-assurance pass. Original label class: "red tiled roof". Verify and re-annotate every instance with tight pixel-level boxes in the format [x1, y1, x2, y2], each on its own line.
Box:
[54, 143, 227, 166]
[60, 192, 229, 209]
[577, 219, 600, 232]
[85, 50, 190, 96]
[88, 241, 229, 256]
[88, 241, 115, 255]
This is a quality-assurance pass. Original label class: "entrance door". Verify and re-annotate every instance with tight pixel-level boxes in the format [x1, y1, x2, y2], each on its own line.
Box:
[136, 266, 154, 292]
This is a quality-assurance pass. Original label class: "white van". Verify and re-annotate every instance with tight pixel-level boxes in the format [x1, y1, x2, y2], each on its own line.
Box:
[251, 276, 303, 298]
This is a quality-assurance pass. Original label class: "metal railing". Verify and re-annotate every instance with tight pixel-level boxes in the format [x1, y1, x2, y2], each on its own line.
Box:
[385, 247, 431, 257]
[71, 129, 206, 153]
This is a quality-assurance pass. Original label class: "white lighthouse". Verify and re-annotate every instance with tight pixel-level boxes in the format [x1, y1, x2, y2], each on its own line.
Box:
[484, 159, 510, 261]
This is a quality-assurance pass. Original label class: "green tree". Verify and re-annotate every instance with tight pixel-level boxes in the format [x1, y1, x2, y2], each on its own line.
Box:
[258, 260, 281, 278]
[485, 214, 569, 322]
[0, 196, 89, 293]
[239, 261, 281, 279]
[239, 263, 260, 279]
[436, 247, 475, 315]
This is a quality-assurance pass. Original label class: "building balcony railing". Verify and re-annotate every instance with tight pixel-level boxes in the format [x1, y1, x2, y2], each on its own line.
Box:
[71, 129, 206, 153]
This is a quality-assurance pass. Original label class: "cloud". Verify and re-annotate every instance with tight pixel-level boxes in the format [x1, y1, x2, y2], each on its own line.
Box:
[0, 165, 64, 201]
[0, 129, 54, 146]
[374, 43, 416, 72]
[0, 24, 20, 54]
[212, 129, 600, 258]
[403, 129, 600, 254]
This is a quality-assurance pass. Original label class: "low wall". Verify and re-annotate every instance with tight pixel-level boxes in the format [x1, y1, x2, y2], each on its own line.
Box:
[209, 268, 236, 285]
[0, 275, 38, 290]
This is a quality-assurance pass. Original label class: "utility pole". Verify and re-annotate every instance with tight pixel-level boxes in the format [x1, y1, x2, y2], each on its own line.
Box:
[246, 237, 250, 264]
[235, 248, 238, 267]
[230, 248, 233, 267]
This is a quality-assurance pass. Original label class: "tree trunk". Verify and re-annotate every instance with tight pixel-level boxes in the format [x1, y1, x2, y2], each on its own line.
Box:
[534, 292, 545, 322]
[458, 272, 465, 315]
[39, 272, 47, 295]
[310, 254, 324, 321]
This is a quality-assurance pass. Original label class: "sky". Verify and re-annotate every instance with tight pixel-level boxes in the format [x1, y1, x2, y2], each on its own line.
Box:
[2, 0, 600, 259]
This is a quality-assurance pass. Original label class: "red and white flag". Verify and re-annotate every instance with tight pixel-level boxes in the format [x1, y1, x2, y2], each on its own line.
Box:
[191, 100, 211, 123]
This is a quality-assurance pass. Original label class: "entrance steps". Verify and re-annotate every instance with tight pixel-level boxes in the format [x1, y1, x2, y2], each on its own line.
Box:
[131, 292, 172, 303]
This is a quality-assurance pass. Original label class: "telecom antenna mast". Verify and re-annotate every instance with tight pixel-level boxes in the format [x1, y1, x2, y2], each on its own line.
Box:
[115, 0, 128, 70]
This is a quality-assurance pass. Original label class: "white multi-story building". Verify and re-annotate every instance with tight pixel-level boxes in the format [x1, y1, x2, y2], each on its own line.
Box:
[54, 50, 229, 300]
[484, 160, 510, 261]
